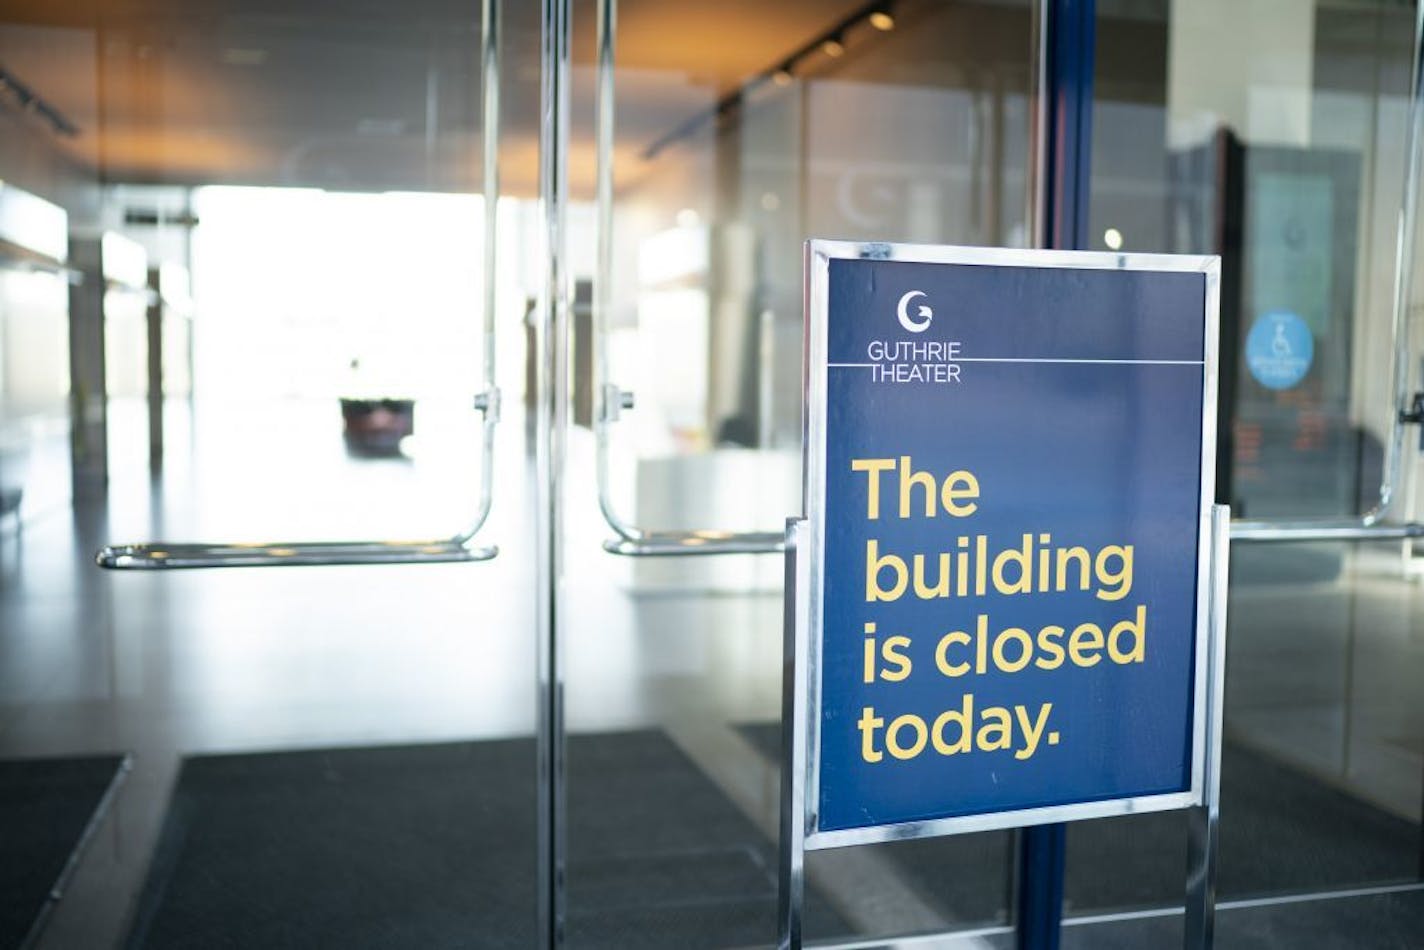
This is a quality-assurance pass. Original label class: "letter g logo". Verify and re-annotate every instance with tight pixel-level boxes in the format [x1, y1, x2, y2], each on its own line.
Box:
[897, 290, 933, 333]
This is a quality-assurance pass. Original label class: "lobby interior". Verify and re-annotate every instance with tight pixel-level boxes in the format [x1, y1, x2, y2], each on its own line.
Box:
[1, 0, 1423, 947]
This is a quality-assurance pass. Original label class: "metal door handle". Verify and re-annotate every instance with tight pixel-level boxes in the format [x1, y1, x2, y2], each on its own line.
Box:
[1230, 520, 1424, 543]
[97, 535, 497, 569]
[601, 530, 786, 557]
[592, 0, 783, 557]
[97, 0, 505, 570]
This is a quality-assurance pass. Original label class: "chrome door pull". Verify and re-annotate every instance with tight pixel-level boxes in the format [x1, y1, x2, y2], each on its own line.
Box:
[97, 0, 505, 571]
[591, 0, 784, 558]
[97, 536, 496, 569]
[601, 530, 785, 557]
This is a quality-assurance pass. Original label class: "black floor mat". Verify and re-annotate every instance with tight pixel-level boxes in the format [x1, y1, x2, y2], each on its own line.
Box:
[0, 755, 128, 950]
[1063, 740, 1422, 912]
[126, 731, 846, 949]
[1058, 888, 1424, 950]
[738, 722, 1013, 925]
[736, 723, 1422, 918]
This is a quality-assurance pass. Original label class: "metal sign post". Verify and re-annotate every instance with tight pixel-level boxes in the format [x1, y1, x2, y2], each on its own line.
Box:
[780, 240, 1225, 949]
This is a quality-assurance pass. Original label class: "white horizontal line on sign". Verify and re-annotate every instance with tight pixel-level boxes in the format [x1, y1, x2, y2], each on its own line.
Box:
[828, 358, 1204, 367]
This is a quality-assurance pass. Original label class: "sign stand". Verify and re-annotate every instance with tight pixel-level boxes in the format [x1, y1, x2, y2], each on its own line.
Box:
[779, 240, 1227, 950]
[777, 517, 812, 950]
[779, 504, 1229, 949]
[1185, 504, 1230, 950]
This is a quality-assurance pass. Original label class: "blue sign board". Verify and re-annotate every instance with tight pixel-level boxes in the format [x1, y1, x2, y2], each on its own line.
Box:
[800, 242, 1220, 842]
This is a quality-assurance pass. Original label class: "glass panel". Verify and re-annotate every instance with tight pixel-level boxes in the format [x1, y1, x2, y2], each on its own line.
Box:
[1073, 0, 1424, 919]
[0, 2, 542, 947]
[0, 21, 92, 524]
[564, 0, 1035, 944]
[0, 266, 71, 520]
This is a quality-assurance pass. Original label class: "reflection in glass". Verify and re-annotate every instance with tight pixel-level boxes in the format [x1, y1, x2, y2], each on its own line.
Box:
[1078, 0, 1424, 917]
[565, 1, 1036, 944]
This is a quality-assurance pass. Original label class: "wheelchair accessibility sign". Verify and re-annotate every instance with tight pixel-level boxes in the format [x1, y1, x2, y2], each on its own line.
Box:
[1246, 311, 1313, 390]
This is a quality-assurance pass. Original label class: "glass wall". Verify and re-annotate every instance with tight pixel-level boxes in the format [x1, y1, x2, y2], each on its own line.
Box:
[0, 264, 71, 520]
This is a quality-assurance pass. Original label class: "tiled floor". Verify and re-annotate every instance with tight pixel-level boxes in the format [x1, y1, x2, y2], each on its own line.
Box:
[1, 397, 1422, 948]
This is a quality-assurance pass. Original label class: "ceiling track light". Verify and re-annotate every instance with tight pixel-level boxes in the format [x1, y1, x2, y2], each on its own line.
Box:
[642, 0, 906, 161]
[0, 65, 78, 137]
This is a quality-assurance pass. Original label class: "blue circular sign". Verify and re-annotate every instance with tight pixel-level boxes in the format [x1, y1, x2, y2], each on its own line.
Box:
[1245, 311, 1313, 390]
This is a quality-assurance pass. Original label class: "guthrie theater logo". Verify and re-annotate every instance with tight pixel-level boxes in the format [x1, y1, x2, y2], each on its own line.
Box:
[866, 290, 964, 384]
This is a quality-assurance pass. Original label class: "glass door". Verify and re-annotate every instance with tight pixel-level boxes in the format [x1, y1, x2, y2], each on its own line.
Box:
[557, 1, 1041, 945]
[1, 1, 548, 947]
[1063, 0, 1424, 941]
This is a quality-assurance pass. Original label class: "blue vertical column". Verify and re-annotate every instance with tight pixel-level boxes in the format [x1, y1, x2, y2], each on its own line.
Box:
[1016, 1, 1094, 948]
[1040, 0, 1095, 253]
[1016, 822, 1067, 950]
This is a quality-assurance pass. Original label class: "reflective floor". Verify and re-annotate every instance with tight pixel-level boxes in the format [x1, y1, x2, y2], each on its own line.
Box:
[1, 397, 1422, 948]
